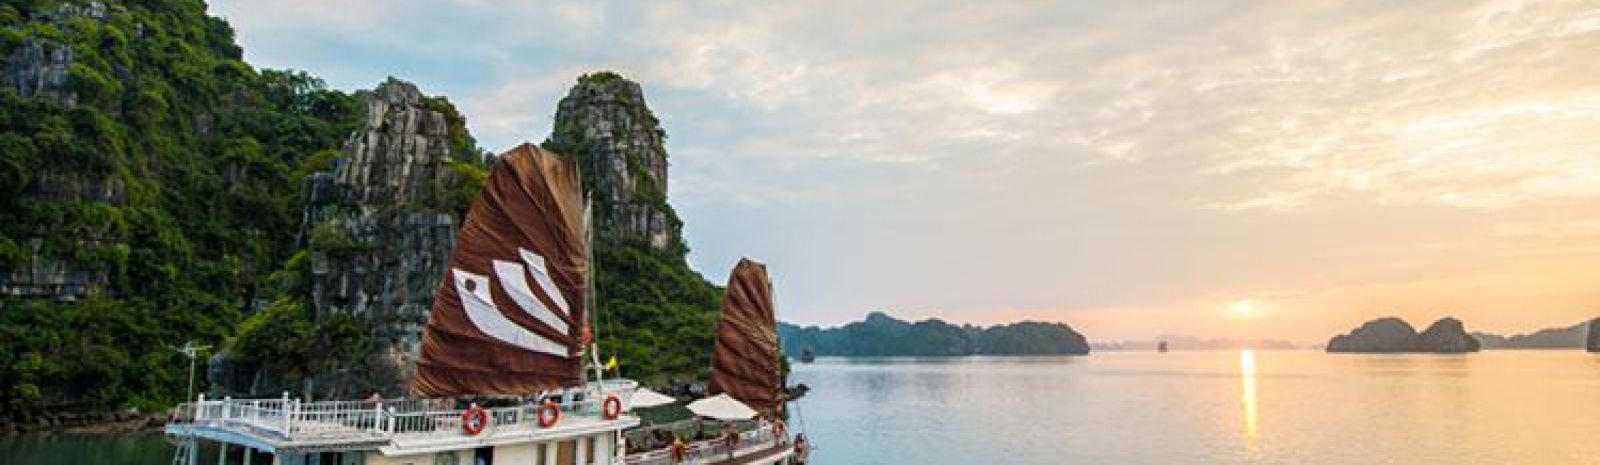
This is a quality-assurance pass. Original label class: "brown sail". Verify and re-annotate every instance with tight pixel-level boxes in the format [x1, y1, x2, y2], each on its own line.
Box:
[412, 144, 588, 397]
[707, 258, 783, 418]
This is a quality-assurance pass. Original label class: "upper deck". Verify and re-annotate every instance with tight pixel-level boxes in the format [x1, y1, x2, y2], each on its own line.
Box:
[167, 382, 641, 456]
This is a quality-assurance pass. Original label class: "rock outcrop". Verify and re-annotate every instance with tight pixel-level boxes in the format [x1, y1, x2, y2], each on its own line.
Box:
[1328, 318, 1421, 353]
[293, 78, 474, 396]
[0, 3, 113, 108]
[1588, 318, 1599, 353]
[2, 38, 77, 108]
[1418, 317, 1480, 353]
[541, 72, 725, 381]
[549, 72, 678, 250]
[0, 2, 125, 300]
[1327, 316, 1480, 353]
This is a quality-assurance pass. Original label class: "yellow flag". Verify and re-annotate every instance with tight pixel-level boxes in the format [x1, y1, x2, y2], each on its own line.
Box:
[605, 354, 618, 371]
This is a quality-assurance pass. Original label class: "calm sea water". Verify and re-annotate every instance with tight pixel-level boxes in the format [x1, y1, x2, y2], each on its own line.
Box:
[4, 351, 1599, 464]
[788, 351, 1600, 465]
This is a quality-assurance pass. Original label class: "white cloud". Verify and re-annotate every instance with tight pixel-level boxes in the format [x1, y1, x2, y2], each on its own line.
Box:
[214, 0, 1600, 338]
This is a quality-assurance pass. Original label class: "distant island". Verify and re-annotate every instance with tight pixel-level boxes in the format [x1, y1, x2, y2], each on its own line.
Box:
[1473, 319, 1594, 349]
[778, 311, 1090, 357]
[1327, 317, 1480, 353]
[1093, 335, 1304, 351]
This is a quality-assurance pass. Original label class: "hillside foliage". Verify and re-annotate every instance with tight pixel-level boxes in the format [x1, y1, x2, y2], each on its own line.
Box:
[779, 312, 1091, 357]
[0, 0, 368, 415]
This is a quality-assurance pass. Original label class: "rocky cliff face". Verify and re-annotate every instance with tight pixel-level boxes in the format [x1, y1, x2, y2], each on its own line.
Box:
[1328, 316, 1480, 353]
[1418, 318, 1480, 353]
[2, 37, 76, 108]
[0, 2, 122, 301]
[296, 79, 471, 395]
[1588, 318, 1599, 353]
[538, 72, 723, 382]
[0, 2, 112, 108]
[1328, 317, 1419, 352]
[548, 72, 678, 251]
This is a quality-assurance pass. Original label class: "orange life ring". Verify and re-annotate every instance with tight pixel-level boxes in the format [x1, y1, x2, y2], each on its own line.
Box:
[537, 401, 561, 428]
[462, 405, 489, 435]
[602, 394, 623, 420]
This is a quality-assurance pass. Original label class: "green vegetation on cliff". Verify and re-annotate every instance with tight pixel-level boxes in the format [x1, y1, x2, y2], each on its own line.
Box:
[0, 0, 374, 416]
[779, 312, 1091, 357]
[1, 1, 709, 419]
[544, 71, 722, 385]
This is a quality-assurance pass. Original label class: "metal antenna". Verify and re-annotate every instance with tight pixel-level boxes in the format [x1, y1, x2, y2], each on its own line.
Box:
[173, 341, 211, 402]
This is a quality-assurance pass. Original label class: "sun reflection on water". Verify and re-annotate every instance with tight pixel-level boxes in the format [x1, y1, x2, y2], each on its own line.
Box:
[1240, 349, 1260, 460]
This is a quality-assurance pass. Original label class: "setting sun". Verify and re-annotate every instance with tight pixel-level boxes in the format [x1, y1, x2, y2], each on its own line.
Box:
[1228, 299, 1259, 319]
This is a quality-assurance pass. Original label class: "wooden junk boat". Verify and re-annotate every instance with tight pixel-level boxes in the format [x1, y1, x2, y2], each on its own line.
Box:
[165, 145, 801, 464]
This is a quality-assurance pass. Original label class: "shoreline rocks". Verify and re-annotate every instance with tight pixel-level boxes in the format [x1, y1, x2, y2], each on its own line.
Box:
[1327, 316, 1481, 353]
[1, 411, 168, 435]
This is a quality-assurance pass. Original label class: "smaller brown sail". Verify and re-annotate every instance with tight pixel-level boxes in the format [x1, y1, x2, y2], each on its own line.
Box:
[707, 258, 783, 418]
[411, 144, 589, 397]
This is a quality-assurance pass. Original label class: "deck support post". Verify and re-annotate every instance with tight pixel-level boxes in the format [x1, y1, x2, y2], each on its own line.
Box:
[217, 442, 227, 465]
[372, 402, 383, 433]
[244, 448, 253, 465]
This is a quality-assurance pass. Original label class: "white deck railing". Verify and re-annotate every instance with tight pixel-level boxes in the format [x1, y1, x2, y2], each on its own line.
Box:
[623, 427, 787, 465]
[171, 381, 638, 444]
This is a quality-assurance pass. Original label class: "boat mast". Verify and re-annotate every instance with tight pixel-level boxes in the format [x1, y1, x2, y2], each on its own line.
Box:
[585, 196, 604, 385]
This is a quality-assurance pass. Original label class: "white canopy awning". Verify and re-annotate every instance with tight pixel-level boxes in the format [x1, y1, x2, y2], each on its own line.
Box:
[630, 387, 677, 408]
[686, 393, 758, 420]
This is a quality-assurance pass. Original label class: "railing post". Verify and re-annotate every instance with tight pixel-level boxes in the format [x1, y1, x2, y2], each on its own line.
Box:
[283, 399, 294, 436]
[372, 402, 383, 433]
[222, 396, 231, 422]
[386, 406, 395, 434]
[197, 393, 207, 421]
[252, 400, 260, 425]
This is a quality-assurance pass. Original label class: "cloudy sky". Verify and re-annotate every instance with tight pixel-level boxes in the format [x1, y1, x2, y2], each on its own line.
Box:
[211, 0, 1600, 342]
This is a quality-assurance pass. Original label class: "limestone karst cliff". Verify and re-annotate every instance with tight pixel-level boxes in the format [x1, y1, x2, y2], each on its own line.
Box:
[0, 2, 119, 301]
[1, 0, 369, 419]
[543, 72, 723, 382]
[1417, 318, 1480, 353]
[549, 71, 679, 251]
[1327, 316, 1480, 353]
[296, 79, 481, 395]
[208, 78, 488, 399]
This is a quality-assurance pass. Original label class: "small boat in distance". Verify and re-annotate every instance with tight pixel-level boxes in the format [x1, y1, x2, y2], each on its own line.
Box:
[1158, 341, 1169, 353]
[798, 348, 815, 363]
